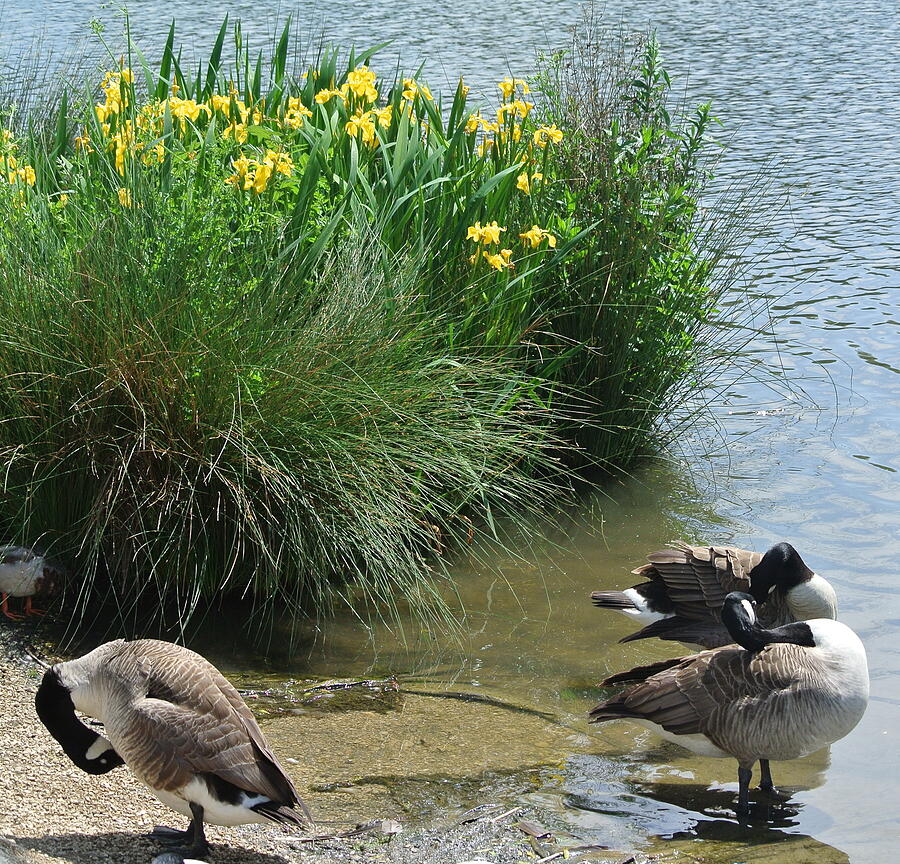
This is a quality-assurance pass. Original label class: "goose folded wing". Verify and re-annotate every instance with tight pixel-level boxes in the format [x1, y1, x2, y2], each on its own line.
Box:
[592, 644, 808, 738]
[127, 694, 297, 805]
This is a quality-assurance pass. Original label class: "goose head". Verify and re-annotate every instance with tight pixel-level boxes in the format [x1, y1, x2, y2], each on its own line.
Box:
[748, 542, 837, 619]
[722, 590, 816, 652]
[34, 647, 126, 775]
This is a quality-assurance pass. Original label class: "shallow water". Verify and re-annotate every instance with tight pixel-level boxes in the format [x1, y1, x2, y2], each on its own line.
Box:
[5, 0, 900, 861]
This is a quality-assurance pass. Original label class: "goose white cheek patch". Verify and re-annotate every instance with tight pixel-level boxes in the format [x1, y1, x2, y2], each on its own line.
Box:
[85, 735, 114, 761]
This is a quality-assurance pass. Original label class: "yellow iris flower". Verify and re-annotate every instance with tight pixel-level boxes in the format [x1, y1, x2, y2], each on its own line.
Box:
[223, 123, 249, 143]
[252, 161, 273, 194]
[346, 65, 378, 102]
[287, 97, 313, 116]
[401, 77, 433, 102]
[283, 97, 314, 128]
[533, 125, 564, 147]
[168, 98, 209, 123]
[467, 221, 506, 245]
[141, 142, 165, 165]
[345, 111, 377, 147]
[375, 105, 393, 128]
[315, 88, 345, 105]
[483, 248, 513, 271]
[497, 77, 530, 101]
[232, 154, 252, 177]
[465, 114, 479, 133]
[117, 187, 132, 207]
[265, 150, 294, 176]
[519, 225, 557, 248]
[210, 94, 232, 114]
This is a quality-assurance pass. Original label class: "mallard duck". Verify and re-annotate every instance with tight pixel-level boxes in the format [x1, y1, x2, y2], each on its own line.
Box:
[0, 545, 64, 620]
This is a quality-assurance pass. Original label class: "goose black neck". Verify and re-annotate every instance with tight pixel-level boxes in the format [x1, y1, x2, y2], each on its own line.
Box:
[748, 542, 815, 603]
[722, 592, 816, 652]
[724, 612, 771, 652]
[35, 668, 124, 775]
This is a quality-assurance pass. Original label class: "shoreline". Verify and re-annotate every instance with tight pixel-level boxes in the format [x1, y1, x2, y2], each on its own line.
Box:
[0, 624, 643, 864]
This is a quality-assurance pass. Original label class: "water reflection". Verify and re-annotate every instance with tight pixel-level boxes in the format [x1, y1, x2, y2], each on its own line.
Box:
[560, 749, 851, 863]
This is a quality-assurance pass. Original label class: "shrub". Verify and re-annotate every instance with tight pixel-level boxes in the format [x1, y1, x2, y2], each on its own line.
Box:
[531, 18, 744, 465]
[0, 11, 749, 629]
[0, 186, 570, 628]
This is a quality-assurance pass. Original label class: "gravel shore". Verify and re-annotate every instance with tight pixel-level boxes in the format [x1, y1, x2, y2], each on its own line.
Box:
[0, 624, 642, 864]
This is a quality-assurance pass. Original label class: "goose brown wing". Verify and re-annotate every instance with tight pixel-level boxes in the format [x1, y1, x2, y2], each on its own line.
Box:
[108, 640, 298, 804]
[591, 643, 808, 741]
[631, 543, 760, 620]
[123, 695, 294, 802]
[619, 617, 734, 648]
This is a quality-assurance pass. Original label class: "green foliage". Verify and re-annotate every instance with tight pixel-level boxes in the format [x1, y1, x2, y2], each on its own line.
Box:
[532, 23, 734, 464]
[0, 190, 569, 629]
[0, 11, 748, 630]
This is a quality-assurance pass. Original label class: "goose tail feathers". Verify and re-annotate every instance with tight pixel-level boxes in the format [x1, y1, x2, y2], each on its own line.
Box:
[590, 590, 639, 611]
[252, 800, 314, 828]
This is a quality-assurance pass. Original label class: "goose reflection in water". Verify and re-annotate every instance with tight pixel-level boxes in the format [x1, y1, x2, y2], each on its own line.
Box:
[558, 747, 850, 863]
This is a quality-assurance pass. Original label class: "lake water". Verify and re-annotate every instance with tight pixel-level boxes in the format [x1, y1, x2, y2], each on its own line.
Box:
[5, 1, 899, 862]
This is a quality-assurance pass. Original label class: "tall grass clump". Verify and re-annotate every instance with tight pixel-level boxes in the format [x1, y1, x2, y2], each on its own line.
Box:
[531, 16, 752, 464]
[0, 188, 568, 629]
[0, 9, 753, 630]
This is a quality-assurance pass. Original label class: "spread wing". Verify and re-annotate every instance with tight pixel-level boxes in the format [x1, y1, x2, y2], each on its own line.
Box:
[631, 543, 760, 620]
[619, 616, 734, 649]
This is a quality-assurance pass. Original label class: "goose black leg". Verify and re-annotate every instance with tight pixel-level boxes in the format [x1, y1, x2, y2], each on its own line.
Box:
[736, 762, 753, 817]
[150, 803, 210, 859]
[758, 759, 791, 801]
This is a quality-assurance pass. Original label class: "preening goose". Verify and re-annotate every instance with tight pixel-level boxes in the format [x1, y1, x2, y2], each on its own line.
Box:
[589, 591, 868, 815]
[590, 541, 838, 648]
[35, 639, 311, 858]
[0, 545, 64, 619]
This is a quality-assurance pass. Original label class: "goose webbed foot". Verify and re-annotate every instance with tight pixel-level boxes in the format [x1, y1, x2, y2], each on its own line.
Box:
[150, 803, 209, 859]
[149, 825, 193, 846]
[757, 759, 791, 802]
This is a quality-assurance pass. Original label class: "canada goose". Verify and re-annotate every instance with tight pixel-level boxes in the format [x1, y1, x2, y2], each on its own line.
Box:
[590, 541, 838, 647]
[0, 545, 64, 620]
[35, 639, 311, 858]
[589, 591, 868, 815]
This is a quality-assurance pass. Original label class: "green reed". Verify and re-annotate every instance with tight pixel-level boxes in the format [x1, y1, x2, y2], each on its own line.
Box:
[0, 9, 751, 630]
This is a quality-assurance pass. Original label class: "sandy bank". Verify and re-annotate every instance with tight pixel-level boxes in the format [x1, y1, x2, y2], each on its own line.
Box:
[0, 625, 642, 864]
